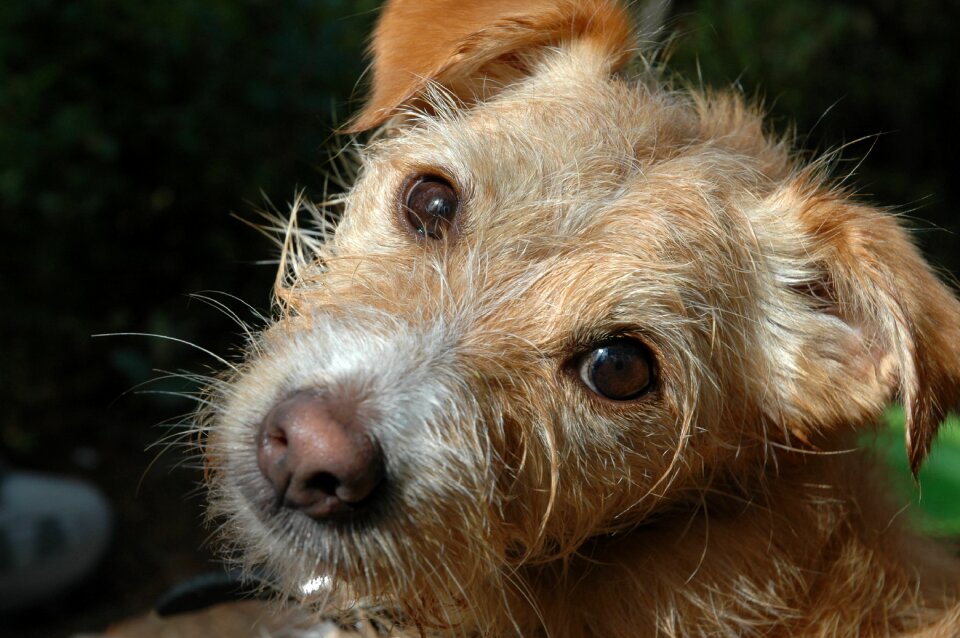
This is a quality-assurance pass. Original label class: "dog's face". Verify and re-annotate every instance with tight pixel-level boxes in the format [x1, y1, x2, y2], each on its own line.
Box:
[205, 0, 960, 628]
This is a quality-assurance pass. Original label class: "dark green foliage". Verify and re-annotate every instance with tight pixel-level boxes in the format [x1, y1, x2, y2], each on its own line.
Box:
[873, 409, 960, 536]
[0, 0, 378, 451]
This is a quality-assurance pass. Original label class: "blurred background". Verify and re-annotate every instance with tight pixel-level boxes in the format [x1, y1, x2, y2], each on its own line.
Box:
[1, 0, 957, 635]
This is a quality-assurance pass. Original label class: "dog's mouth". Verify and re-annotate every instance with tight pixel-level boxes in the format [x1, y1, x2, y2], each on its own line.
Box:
[230, 458, 489, 630]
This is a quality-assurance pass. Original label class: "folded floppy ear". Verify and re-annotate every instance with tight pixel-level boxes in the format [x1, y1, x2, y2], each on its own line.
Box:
[345, 0, 634, 132]
[771, 182, 960, 474]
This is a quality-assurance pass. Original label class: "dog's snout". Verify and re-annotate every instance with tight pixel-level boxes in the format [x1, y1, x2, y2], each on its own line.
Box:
[256, 390, 384, 519]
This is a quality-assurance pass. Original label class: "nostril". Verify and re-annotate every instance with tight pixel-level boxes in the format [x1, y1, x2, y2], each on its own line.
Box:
[304, 471, 340, 497]
[255, 390, 385, 520]
[286, 440, 385, 517]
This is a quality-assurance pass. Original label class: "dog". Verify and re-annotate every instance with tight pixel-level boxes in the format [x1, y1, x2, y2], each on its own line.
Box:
[198, 0, 960, 635]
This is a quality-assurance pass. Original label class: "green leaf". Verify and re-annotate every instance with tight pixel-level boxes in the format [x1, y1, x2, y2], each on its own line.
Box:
[865, 406, 960, 535]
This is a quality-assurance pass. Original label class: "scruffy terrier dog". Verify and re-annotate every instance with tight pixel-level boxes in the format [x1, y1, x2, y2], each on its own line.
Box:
[202, 0, 960, 636]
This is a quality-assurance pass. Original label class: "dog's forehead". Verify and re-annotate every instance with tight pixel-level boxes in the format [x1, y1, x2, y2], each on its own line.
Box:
[352, 51, 781, 251]
[398, 69, 676, 230]
[333, 51, 787, 345]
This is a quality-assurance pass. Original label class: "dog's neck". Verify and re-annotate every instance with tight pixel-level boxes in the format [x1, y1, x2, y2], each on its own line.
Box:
[504, 451, 960, 637]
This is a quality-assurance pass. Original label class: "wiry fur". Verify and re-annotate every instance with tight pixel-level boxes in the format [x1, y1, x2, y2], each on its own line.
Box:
[202, 1, 960, 636]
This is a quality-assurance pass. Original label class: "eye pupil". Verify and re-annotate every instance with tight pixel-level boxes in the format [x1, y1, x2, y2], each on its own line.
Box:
[404, 176, 459, 239]
[579, 339, 653, 401]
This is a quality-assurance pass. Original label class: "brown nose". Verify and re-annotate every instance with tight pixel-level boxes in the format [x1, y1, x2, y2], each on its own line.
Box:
[256, 390, 384, 519]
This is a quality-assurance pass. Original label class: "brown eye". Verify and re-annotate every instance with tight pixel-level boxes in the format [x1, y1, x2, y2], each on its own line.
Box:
[578, 339, 654, 401]
[402, 175, 459, 240]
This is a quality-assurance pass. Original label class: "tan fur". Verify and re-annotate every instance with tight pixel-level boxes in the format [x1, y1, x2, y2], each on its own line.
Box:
[203, 1, 960, 636]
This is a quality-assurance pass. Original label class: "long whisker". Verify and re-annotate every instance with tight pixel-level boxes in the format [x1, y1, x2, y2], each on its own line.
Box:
[92, 332, 239, 372]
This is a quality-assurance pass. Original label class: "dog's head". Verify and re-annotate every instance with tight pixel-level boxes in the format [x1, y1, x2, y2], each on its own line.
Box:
[205, 0, 960, 629]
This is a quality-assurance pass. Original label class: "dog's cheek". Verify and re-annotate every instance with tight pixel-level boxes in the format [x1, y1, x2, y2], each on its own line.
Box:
[493, 372, 690, 556]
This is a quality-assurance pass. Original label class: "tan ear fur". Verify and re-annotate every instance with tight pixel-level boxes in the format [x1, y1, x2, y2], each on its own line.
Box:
[345, 0, 634, 132]
[795, 191, 960, 474]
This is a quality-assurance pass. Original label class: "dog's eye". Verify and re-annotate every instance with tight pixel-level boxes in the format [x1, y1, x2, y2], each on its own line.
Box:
[578, 339, 654, 401]
[402, 175, 459, 240]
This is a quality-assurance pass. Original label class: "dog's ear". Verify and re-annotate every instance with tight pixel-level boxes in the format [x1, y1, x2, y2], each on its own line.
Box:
[345, 0, 634, 132]
[771, 182, 960, 474]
